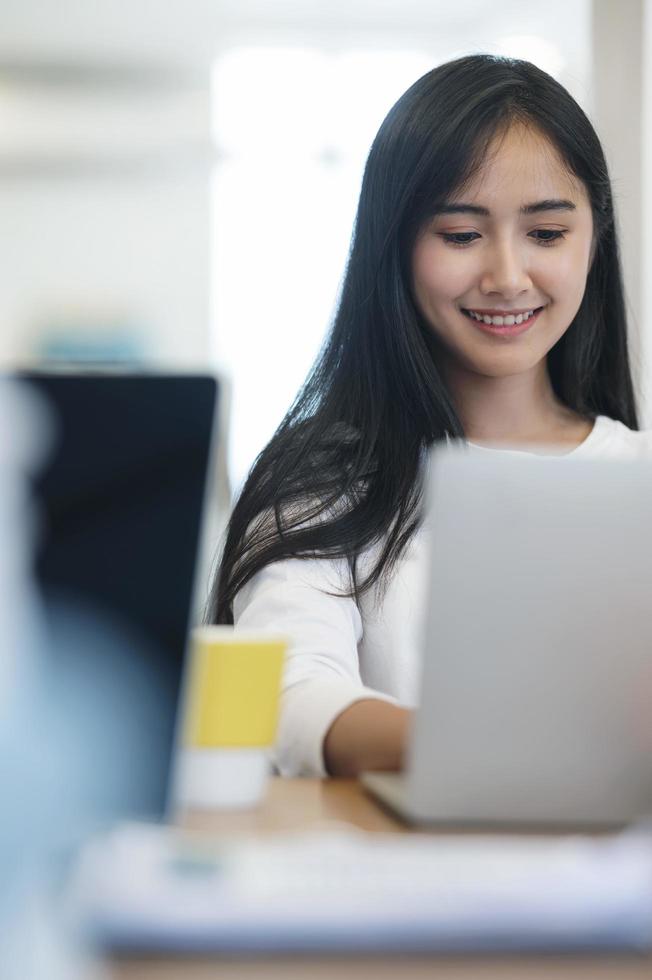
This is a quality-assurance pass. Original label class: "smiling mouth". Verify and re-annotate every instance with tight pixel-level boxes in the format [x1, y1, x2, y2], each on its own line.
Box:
[461, 306, 545, 326]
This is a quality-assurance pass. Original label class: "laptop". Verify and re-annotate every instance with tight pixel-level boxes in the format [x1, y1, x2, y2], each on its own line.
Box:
[16, 371, 220, 832]
[361, 443, 652, 827]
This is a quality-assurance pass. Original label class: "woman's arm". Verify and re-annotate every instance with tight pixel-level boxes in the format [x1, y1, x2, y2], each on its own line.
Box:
[235, 557, 406, 777]
[323, 700, 412, 777]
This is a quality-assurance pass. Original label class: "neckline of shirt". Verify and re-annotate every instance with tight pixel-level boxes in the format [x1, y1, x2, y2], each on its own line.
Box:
[465, 415, 612, 459]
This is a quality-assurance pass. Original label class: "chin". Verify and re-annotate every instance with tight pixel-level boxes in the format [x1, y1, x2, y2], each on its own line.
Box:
[463, 352, 546, 379]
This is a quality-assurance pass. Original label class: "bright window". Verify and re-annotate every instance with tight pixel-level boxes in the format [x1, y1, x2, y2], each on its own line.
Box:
[211, 46, 433, 489]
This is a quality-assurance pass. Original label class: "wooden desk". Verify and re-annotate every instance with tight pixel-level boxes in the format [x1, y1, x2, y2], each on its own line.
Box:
[105, 778, 651, 980]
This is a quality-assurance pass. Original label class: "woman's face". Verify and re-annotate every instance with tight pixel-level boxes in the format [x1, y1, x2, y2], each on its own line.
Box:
[411, 124, 595, 382]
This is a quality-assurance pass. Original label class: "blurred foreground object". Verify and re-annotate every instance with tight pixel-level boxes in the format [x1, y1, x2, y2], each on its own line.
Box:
[31, 308, 147, 367]
[0, 369, 222, 975]
[71, 822, 652, 954]
[0, 379, 94, 979]
[176, 626, 286, 810]
[19, 371, 221, 829]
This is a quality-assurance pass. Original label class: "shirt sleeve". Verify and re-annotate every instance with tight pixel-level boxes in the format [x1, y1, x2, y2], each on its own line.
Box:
[233, 556, 397, 777]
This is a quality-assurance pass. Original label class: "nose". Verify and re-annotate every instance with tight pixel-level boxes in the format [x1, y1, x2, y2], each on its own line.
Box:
[479, 238, 532, 300]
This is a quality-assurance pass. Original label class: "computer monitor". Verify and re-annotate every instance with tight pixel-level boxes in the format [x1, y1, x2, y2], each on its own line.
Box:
[18, 371, 220, 828]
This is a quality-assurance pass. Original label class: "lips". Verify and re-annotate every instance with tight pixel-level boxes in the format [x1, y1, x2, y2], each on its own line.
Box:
[461, 305, 545, 337]
[462, 306, 544, 326]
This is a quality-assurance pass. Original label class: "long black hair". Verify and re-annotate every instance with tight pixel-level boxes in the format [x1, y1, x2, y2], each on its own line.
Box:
[210, 53, 638, 624]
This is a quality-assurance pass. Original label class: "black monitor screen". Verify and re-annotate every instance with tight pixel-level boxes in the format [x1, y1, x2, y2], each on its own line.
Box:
[19, 372, 218, 828]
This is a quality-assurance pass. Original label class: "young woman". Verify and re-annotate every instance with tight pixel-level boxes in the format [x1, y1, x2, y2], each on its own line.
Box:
[209, 54, 652, 778]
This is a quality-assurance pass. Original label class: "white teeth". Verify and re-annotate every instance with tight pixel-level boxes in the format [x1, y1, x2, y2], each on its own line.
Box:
[466, 309, 536, 326]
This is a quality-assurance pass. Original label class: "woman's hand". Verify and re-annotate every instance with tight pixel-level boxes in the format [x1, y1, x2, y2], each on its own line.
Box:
[323, 700, 412, 777]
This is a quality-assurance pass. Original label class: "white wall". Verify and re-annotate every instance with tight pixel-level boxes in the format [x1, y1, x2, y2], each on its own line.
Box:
[643, 0, 652, 425]
[0, 72, 212, 367]
[592, 0, 649, 423]
[1, 171, 211, 364]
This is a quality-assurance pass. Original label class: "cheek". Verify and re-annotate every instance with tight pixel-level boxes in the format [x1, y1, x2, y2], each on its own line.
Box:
[412, 243, 470, 307]
[537, 242, 592, 305]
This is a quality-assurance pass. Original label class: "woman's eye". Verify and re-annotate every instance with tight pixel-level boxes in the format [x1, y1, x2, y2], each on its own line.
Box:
[440, 232, 480, 247]
[530, 229, 566, 246]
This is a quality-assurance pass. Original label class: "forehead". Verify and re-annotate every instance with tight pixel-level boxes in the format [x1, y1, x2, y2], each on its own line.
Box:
[455, 123, 589, 208]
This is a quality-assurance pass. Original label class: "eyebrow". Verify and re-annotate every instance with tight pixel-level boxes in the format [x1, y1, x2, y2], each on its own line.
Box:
[433, 199, 577, 217]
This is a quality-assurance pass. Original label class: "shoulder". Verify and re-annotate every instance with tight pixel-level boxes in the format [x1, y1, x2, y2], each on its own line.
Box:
[233, 555, 364, 649]
[579, 415, 652, 459]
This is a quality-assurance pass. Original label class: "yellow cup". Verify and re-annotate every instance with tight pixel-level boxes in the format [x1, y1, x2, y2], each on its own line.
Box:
[176, 626, 286, 809]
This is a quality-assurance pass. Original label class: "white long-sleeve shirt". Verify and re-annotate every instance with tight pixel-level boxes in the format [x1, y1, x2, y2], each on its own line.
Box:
[234, 415, 652, 777]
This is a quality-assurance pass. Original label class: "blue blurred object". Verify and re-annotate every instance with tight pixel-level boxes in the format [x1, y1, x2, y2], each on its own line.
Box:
[37, 326, 147, 366]
[0, 379, 87, 979]
[0, 371, 220, 978]
[0, 381, 52, 917]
